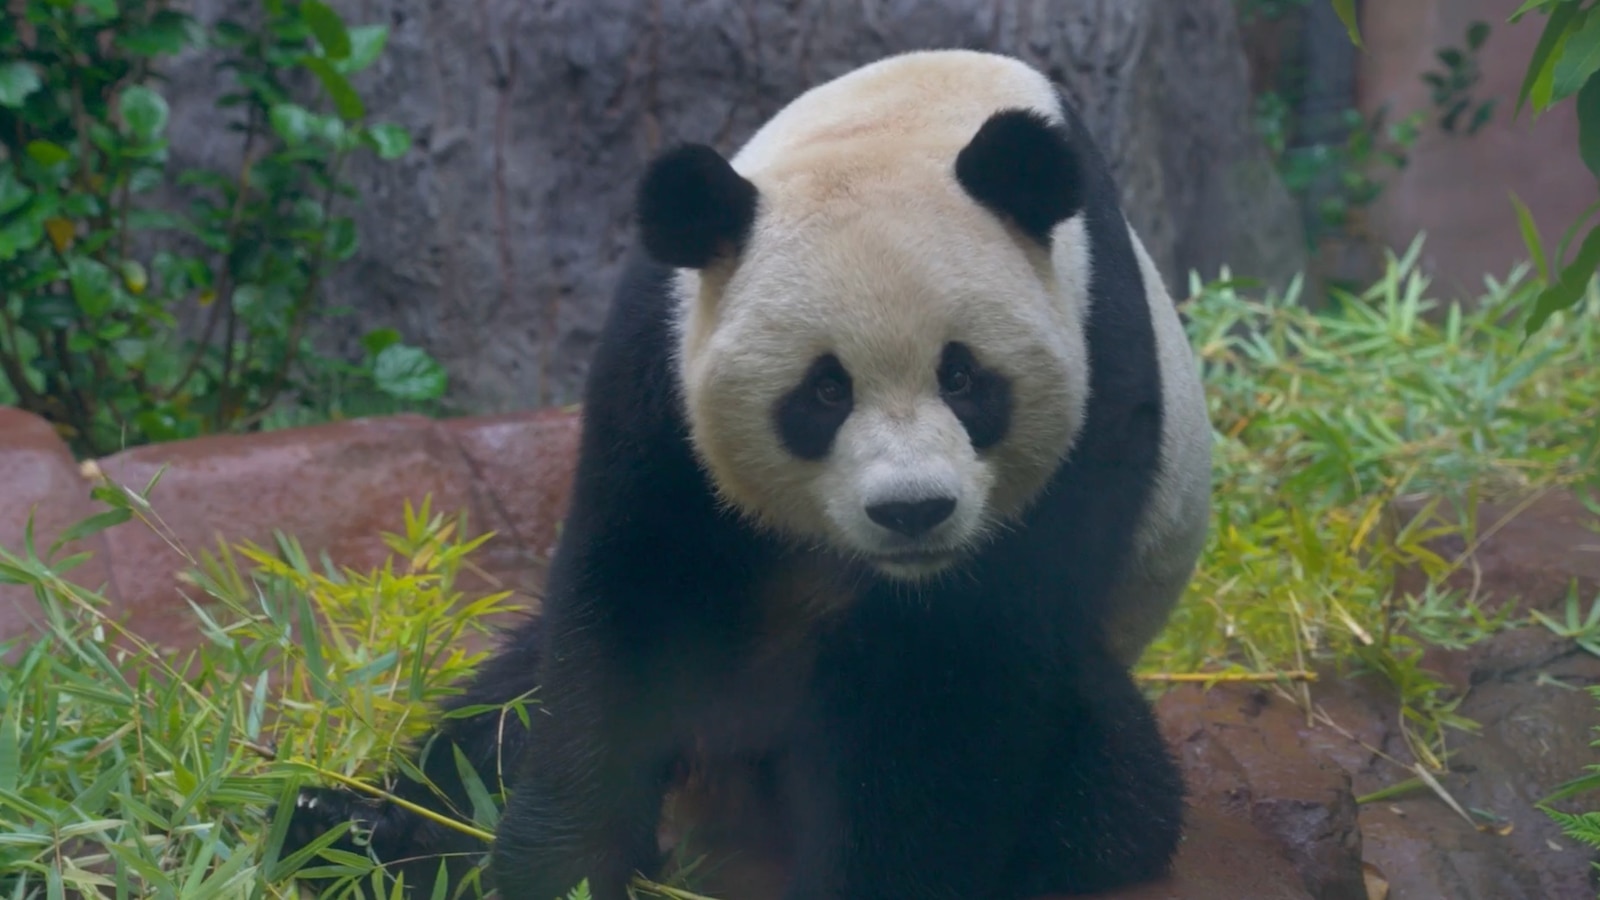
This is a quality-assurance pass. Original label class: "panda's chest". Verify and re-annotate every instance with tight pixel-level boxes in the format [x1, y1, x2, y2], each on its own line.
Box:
[685, 552, 857, 750]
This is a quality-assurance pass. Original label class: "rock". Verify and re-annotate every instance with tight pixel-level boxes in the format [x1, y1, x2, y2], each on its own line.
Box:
[1358, 625, 1600, 900]
[1392, 489, 1600, 619]
[441, 407, 582, 571]
[156, 0, 1306, 413]
[61, 412, 579, 654]
[83, 415, 480, 651]
[1153, 685, 1369, 900]
[0, 408, 117, 651]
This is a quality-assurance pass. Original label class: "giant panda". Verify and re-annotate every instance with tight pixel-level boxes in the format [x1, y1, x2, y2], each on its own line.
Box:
[282, 48, 1213, 900]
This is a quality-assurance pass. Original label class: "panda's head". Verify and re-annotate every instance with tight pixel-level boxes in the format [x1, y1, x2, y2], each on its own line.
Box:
[640, 107, 1093, 581]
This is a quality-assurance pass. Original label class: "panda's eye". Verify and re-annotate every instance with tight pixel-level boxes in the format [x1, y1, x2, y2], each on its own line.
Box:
[940, 365, 973, 397]
[814, 375, 850, 407]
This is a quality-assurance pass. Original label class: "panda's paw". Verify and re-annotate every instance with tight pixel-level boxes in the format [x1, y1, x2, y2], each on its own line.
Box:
[279, 786, 381, 863]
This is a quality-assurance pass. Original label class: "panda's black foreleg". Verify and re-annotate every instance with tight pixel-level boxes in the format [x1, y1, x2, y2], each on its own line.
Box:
[1005, 644, 1187, 896]
[278, 613, 546, 897]
[776, 608, 1051, 900]
[486, 634, 677, 900]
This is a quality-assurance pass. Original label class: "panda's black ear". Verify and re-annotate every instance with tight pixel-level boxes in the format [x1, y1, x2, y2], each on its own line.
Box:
[636, 143, 760, 269]
[954, 109, 1084, 246]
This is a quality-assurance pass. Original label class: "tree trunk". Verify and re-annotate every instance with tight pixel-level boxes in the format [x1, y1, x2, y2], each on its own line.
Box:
[163, 0, 1306, 412]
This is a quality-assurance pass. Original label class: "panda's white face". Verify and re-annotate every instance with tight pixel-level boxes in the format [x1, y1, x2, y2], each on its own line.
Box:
[674, 169, 1092, 581]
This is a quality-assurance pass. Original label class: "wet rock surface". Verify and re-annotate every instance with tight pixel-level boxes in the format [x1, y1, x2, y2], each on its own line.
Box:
[0, 407, 581, 653]
[4, 407, 1600, 897]
[0, 408, 118, 651]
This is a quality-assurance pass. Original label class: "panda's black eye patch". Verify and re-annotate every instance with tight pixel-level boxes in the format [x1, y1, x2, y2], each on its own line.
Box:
[939, 342, 1011, 451]
[775, 354, 854, 460]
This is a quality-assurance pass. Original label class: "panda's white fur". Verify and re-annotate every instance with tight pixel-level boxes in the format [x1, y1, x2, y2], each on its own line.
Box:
[671, 49, 1209, 641]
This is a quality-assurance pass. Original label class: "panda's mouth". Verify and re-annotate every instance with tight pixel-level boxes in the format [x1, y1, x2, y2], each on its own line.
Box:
[864, 548, 960, 577]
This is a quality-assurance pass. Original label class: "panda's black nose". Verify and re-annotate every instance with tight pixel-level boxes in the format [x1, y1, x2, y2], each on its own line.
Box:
[866, 497, 957, 537]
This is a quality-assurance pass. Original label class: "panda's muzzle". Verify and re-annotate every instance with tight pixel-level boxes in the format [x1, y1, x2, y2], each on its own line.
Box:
[865, 496, 957, 538]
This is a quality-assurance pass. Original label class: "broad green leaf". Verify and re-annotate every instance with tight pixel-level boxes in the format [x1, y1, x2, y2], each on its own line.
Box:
[119, 259, 149, 295]
[451, 744, 500, 829]
[114, 10, 202, 56]
[1512, 0, 1564, 21]
[1553, 7, 1600, 100]
[300, 57, 365, 122]
[339, 24, 390, 74]
[1579, 68, 1600, 179]
[0, 61, 41, 108]
[269, 103, 314, 145]
[1468, 20, 1491, 51]
[302, 0, 353, 59]
[48, 509, 133, 558]
[364, 123, 412, 160]
[326, 216, 358, 260]
[1332, 0, 1362, 48]
[0, 209, 46, 259]
[362, 327, 402, 356]
[373, 344, 448, 401]
[0, 699, 20, 794]
[1525, 222, 1600, 335]
[1517, 1, 1581, 116]
[69, 257, 116, 317]
[0, 168, 30, 217]
[25, 140, 70, 167]
[118, 86, 171, 142]
[1509, 192, 1550, 282]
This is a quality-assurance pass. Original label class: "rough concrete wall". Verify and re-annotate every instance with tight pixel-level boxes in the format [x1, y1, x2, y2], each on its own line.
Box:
[159, 0, 1306, 412]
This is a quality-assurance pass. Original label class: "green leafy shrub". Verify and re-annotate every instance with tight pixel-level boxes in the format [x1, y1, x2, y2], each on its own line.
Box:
[0, 0, 446, 458]
[1149, 237, 1600, 767]
[0, 486, 524, 898]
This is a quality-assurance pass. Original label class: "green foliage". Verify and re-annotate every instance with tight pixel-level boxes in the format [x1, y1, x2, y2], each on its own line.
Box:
[1505, 1, 1600, 339]
[0, 0, 443, 458]
[1426, 22, 1499, 136]
[1147, 237, 1600, 767]
[1330, 0, 1361, 48]
[1250, 19, 1495, 254]
[1256, 94, 1423, 243]
[0, 485, 524, 899]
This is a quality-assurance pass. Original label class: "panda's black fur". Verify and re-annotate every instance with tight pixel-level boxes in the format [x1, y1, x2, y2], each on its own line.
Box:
[282, 64, 1189, 900]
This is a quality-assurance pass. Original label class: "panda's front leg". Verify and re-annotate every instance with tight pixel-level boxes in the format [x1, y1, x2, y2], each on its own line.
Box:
[486, 639, 675, 900]
[1006, 642, 1187, 897]
[777, 610, 1046, 900]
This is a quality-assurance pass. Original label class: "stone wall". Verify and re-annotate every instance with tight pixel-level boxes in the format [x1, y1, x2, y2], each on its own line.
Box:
[155, 0, 1307, 414]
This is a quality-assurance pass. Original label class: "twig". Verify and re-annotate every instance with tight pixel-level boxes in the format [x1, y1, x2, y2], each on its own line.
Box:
[629, 878, 725, 900]
[1135, 670, 1318, 684]
[234, 146, 353, 430]
[161, 106, 262, 406]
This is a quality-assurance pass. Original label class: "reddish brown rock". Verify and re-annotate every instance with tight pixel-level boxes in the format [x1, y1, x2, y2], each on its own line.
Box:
[440, 406, 582, 578]
[1360, 625, 1600, 900]
[90, 415, 489, 651]
[0, 407, 117, 646]
[1393, 489, 1600, 619]
[1154, 685, 1369, 900]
